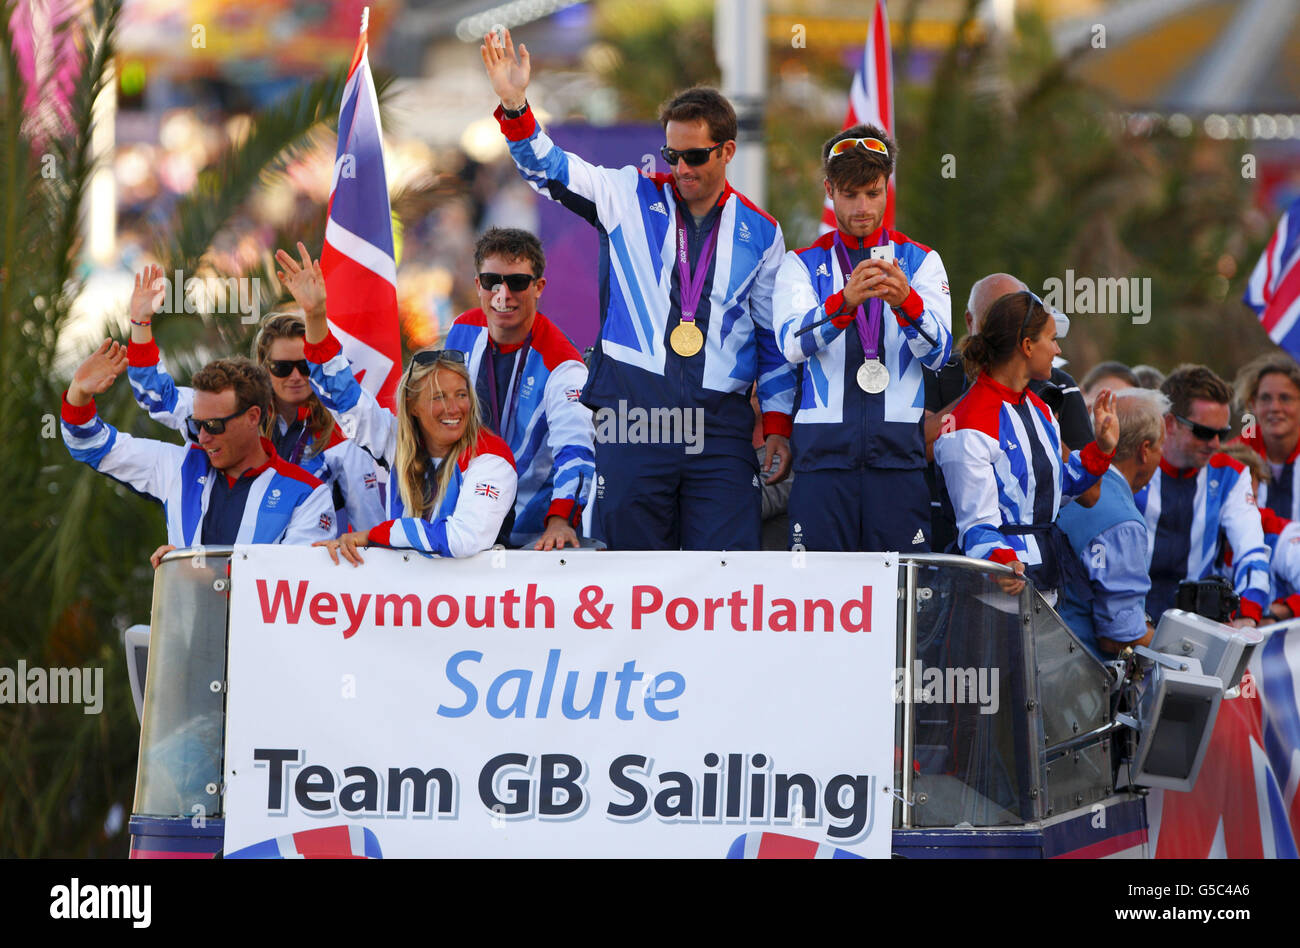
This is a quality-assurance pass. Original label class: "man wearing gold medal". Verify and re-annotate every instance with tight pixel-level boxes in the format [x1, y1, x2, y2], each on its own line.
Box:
[482, 29, 796, 550]
[774, 125, 953, 552]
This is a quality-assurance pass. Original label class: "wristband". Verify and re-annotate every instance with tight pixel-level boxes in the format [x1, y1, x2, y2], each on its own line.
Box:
[130, 319, 152, 326]
[501, 100, 529, 119]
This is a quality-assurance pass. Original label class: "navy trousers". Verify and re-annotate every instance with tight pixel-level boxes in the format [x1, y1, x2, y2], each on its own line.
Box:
[593, 439, 761, 550]
[788, 467, 932, 553]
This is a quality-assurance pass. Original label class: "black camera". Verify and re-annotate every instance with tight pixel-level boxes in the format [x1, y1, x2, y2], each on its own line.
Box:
[1174, 577, 1239, 624]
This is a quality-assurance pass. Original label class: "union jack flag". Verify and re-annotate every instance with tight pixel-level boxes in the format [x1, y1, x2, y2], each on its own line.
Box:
[474, 482, 499, 500]
[363, 472, 378, 488]
[565, 388, 582, 401]
[1148, 625, 1300, 858]
[319, 513, 333, 532]
[1246, 195, 1300, 360]
[227, 825, 382, 859]
[321, 7, 402, 410]
[820, 0, 895, 234]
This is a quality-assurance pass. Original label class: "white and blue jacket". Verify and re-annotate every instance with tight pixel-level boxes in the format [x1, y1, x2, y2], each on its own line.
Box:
[125, 340, 386, 534]
[444, 308, 594, 543]
[1138, 455, 1270, 622]
[61, 395, 335, 546]
[304, 331, 517, 558]
[495, 104, 796, 451]
[935, 372, 1110, 569]
[774, 228, 952, 470]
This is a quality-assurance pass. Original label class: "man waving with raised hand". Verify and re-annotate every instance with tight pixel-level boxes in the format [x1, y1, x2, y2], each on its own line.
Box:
[482, 28, 796, 552]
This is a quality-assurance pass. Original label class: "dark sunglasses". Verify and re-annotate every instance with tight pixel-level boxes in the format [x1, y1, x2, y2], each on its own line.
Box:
[411, 349, 467, 367]
[186, 407, 250, 439]
[1173, 414, 1232, 442]
[266, 359, 310, 378]
[660, 142, 726, 167]
[478, 272, 538, 292]
[1018, 290, 1046, 342]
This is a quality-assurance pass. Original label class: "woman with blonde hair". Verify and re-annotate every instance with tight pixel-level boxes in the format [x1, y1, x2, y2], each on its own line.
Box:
[275, 245, 516, 563]
[125, 263, 386, 534]
[1233, 350, 1300, 521]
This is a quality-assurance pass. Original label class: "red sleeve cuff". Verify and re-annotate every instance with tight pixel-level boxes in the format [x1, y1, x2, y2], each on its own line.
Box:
[61, 392, 97, 424]
[493, 103, 537, 142]
[546, 498, 580, 524]
[1259, 507, 1290, 536]
[1283, 594, 1300, 618]
[893, 288, 924, 323]
[825, 291, 856, 329]
[303, 331, 342, 364]
[127, 339, 160, 367]
[1237, 598, 1263, 623]
[1079, 441, 1115, 476]
[987, 547, 1019, 566]
[762, 411, 793, 439]
[367, 521, 393, 547]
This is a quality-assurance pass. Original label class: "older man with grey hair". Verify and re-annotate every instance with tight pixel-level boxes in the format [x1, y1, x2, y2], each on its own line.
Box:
[1056, 388, 1170, 659]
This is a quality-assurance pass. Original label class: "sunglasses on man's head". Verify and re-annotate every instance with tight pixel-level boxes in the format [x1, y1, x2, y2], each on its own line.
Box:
[478, 272, 538, 293]
[185, 407, 249, 439]
[266, 359, 309, 378]
[828, 137, 890, 159]
[660, 142, 727, 167]
[411, 349, 467, 368]
[1173, 414, 1232, 442]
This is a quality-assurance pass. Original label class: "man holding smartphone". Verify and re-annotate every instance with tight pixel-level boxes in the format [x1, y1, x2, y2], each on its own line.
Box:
[773, 124, 952, 552]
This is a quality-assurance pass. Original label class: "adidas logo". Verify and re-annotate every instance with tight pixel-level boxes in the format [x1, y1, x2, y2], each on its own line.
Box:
[738, 220, 751, 241]
[912, 529, 925, 545]
[1005, 442, 1018, 452]
[816, 263, 829, 277]
[649, 201, 667, 215]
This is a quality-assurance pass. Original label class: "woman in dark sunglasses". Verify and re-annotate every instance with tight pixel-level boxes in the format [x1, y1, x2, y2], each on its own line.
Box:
[935, 291, 1119, 599]
[124, 263, 387, 535]
[271, 244, 518, 565]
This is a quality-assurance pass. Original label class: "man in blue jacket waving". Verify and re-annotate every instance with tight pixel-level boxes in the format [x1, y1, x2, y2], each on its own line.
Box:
[481, 29, 795, 551]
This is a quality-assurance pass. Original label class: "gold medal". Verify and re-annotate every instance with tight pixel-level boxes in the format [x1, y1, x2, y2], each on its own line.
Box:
[670, 320, 704, 357]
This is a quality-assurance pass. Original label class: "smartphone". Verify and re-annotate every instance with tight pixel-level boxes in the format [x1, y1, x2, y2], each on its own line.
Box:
[870, 244, 895, 263]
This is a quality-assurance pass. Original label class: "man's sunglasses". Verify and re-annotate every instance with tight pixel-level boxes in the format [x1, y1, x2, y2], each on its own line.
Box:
[660, 142, 727, 167]
[266, 359, 310, 378]
[478, 272, 538, 292]
[186, 407, 250, 439]
[1173, 414, 1232, 442]
[828, 137, 889, 159]
[411, 349, 467, 367]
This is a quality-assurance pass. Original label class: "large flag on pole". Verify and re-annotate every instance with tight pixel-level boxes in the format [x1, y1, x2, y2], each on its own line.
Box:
[321, 6, 402, 411]
[1246, 195, 1300, 359]
[820, 0, 895, 234]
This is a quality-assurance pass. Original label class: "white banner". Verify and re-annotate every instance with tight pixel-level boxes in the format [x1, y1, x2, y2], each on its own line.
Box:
[222, 546, 898, 858]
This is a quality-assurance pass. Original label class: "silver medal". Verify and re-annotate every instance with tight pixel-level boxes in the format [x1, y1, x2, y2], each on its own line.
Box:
[857, 358, 890, 394]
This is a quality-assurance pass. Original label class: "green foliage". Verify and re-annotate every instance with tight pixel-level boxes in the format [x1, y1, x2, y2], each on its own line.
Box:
[592, 0, 719, 116]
